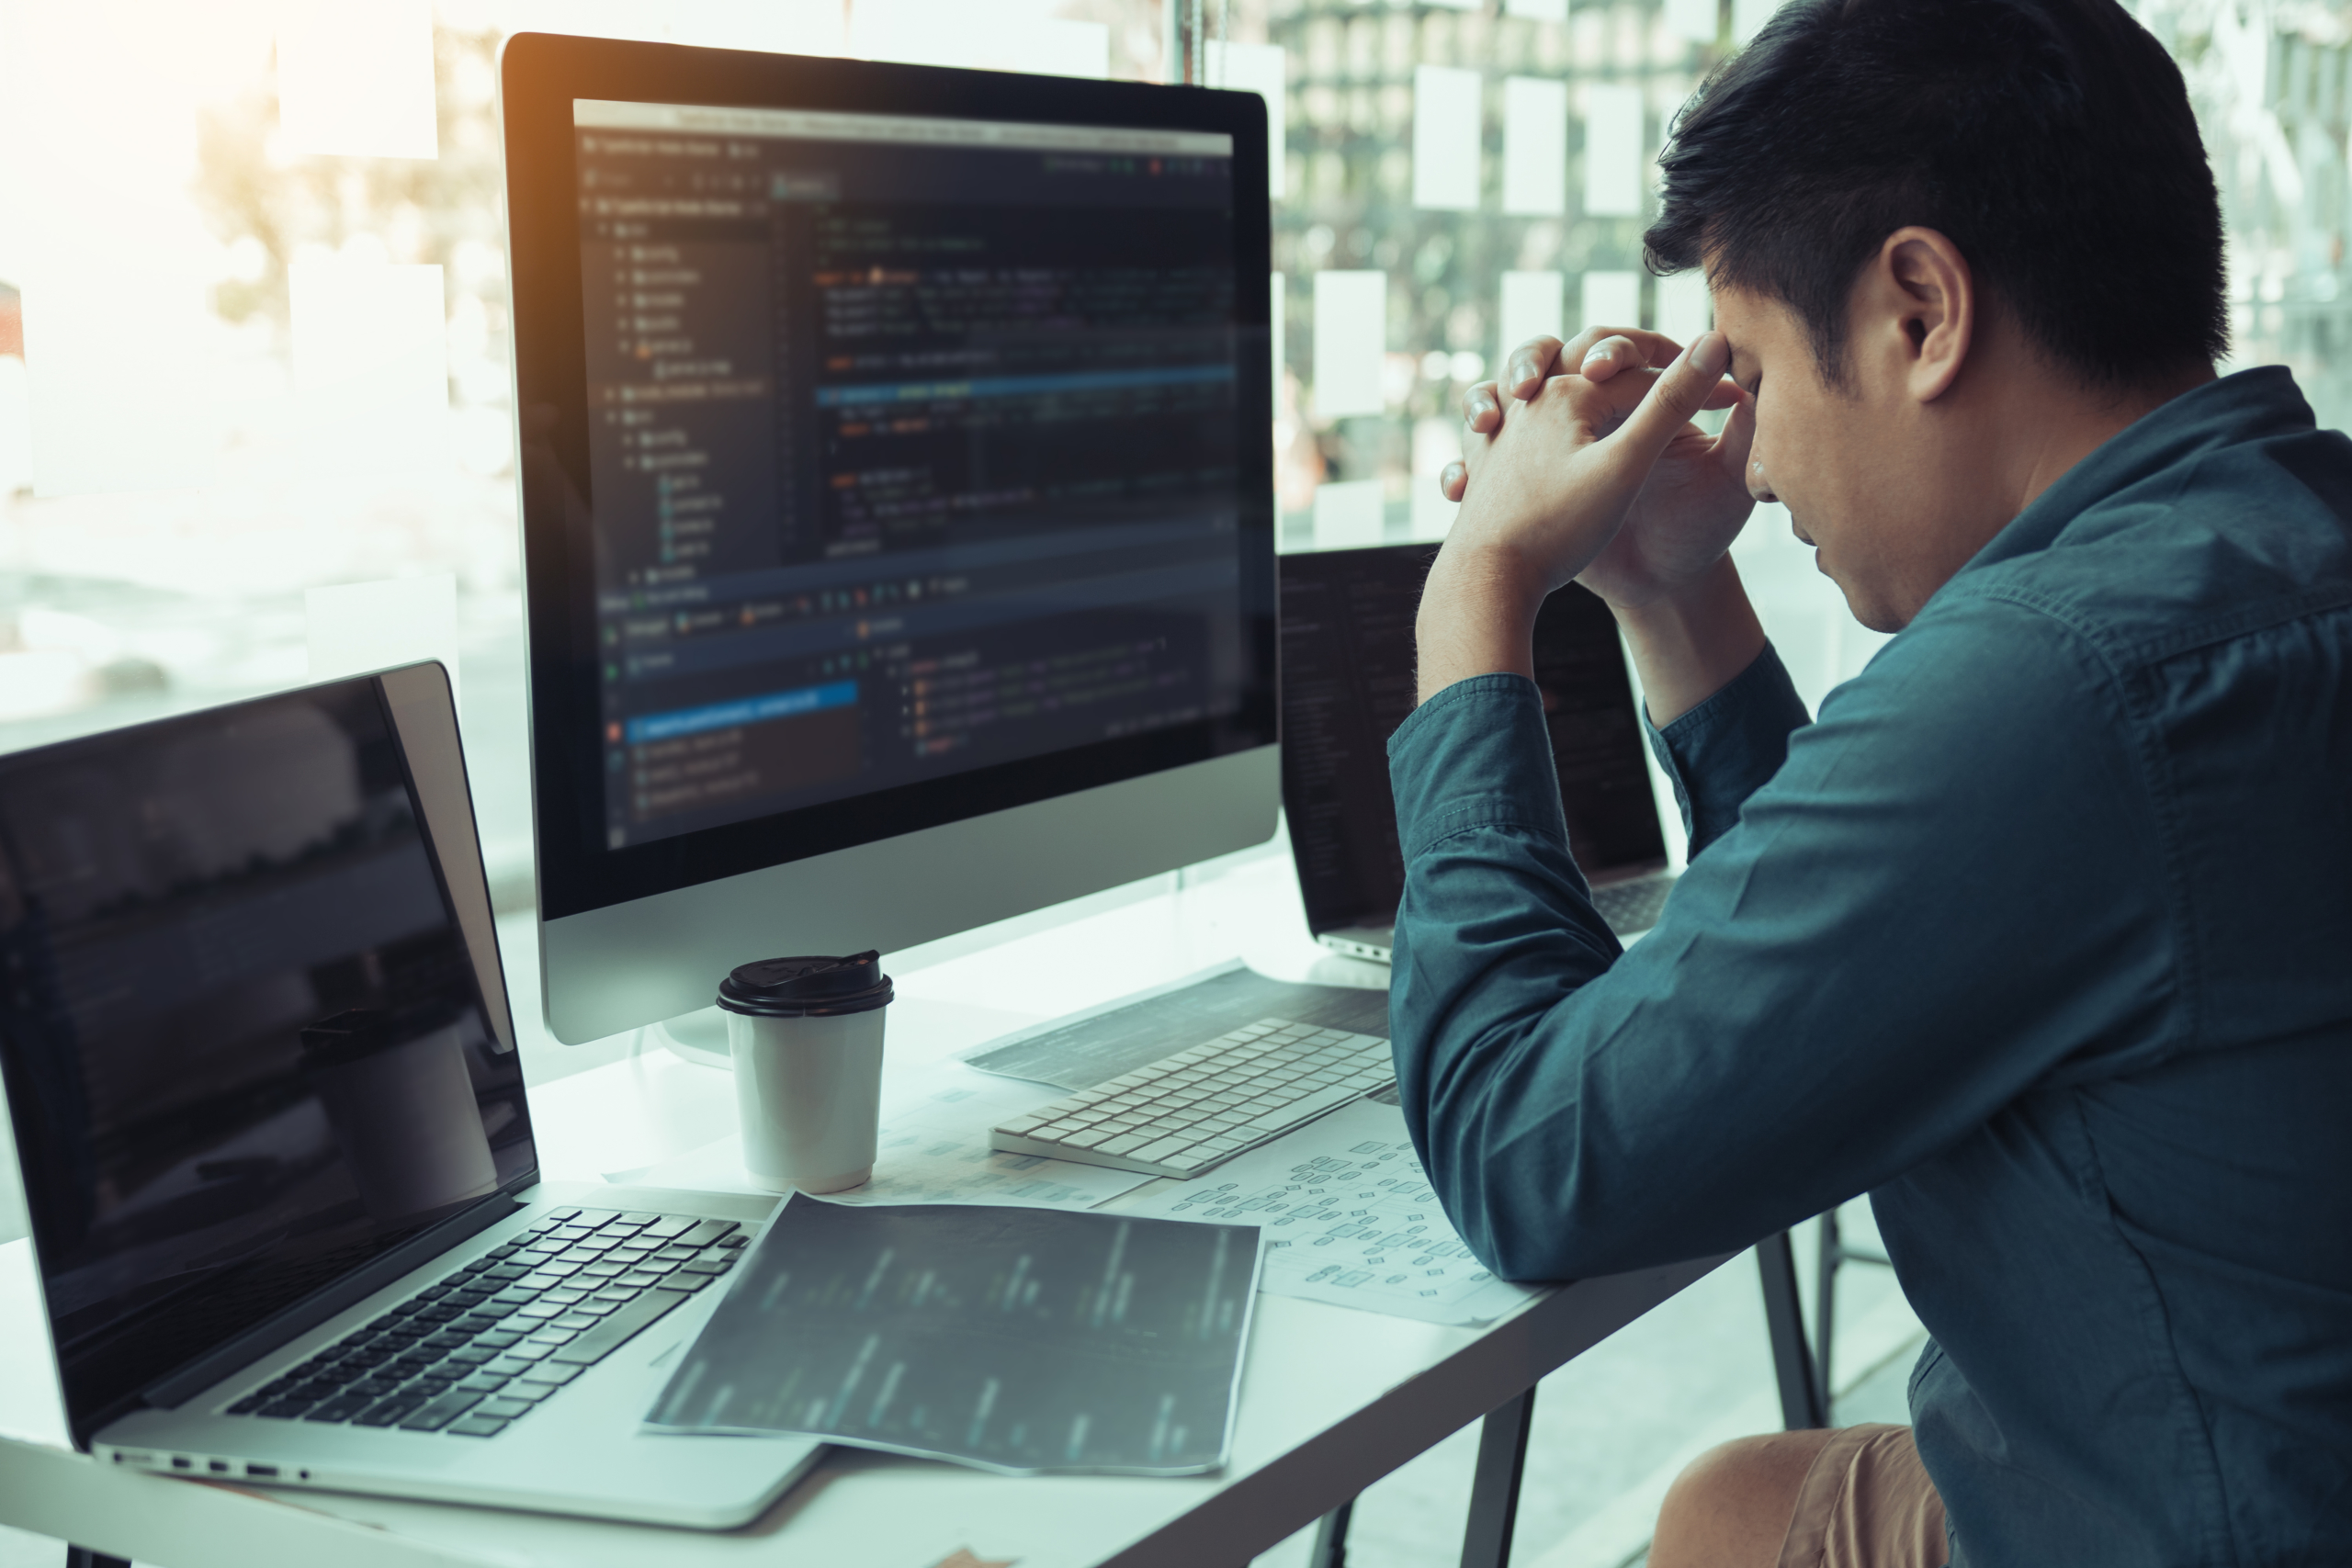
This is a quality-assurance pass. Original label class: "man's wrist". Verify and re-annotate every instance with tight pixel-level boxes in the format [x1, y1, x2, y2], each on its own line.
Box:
[1609, 557, 1767, 727]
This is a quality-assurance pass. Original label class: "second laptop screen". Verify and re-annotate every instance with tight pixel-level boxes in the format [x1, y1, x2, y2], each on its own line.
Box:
[573, 102, 1249, 850]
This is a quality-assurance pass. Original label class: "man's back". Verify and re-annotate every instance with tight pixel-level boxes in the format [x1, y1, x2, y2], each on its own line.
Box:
[1384, 367, 2352, 1565]
[1872, 366, 2352, 1564]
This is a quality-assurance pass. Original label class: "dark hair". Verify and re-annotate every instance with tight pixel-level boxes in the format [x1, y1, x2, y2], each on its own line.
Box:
[1645, 0, 2227, 390]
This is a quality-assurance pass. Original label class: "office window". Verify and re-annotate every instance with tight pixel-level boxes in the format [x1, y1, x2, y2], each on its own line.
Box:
[0, 0, 2341, 960]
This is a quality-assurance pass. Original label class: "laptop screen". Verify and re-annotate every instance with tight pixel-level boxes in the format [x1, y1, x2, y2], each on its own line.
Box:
[1279, 545, 1667, 935]
[0, 678, 532, 1434]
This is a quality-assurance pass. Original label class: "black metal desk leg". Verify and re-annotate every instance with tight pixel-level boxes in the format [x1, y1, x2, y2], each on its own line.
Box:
[1814, 1209, 1842, 1413]
[1758, 1229, 1828, 1430]
[66, 1549, 131, 1568]
[1460, 1385, 1537, 1568]
[1308, 1499, 1355, 1568]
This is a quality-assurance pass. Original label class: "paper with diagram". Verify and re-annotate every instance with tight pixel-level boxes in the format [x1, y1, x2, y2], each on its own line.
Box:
[1121, 1098, 1543, 1326]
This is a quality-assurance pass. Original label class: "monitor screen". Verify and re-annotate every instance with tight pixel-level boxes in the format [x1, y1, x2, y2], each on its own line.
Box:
[567, 99, 1262, 856]
[0, 681, 531, 1434]
[1280, 547, 1665, 933]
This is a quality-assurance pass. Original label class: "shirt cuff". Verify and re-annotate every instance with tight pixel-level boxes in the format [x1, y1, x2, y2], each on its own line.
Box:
[1642, 641, 1809, 856]
[1386, 672, 1569, 862]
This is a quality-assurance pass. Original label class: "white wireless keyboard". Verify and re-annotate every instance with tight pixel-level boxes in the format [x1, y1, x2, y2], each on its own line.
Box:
[989, 1017, 1395, 1179]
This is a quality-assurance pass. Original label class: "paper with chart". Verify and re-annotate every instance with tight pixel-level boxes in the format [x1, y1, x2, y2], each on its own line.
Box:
[611, 1066, 1155, 1212]
[645, 1195, 1261, 1475]
[1122, 1098, 1542, 1325]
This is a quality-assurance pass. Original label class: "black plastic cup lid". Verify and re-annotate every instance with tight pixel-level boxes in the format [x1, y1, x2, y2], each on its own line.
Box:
[717, 951, 893, 1018]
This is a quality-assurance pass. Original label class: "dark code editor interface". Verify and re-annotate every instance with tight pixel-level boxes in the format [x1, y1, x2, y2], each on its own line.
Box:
[573, 101, 1248, 849]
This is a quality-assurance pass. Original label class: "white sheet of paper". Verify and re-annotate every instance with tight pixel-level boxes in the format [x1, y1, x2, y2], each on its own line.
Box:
[1121, 1100, 1542, 1326]
[306, 575, 459, 708]
[277, 0, 439, 160]
[1408, 489, 1458, 543]
[1208, 40, 1287, 200]
[1413, 65, 1484, 211]
[1580, 270, 1643, 336]
[1582, 82, 1646, 218]
[1499, 271, 1566, 365]
[1666, 0, 1722, 43]
[665, 0, 851, 52]
[20, 265, 218, 498]
[850, 2, 1107, 76]
[1313, 270, 1387, 420]
[1656, 269, 1713, 345]
[1502, 77, 1568, 216]
[289, 259, 450, 472]
[1733, 0, 1785, 42]
[1314, 480, 1385, 551]
[615, 1066, 1155, 1212]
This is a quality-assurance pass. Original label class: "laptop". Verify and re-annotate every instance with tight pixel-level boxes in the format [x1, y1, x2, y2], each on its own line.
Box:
[0, 664, 820, 1528]
[1279, 545, 1679, 963]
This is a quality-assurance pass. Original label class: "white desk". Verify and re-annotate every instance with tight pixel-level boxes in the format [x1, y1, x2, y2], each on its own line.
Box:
[0, 853, 1729, 1568]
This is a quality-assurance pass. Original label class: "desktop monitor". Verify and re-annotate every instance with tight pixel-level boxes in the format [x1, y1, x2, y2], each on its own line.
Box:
[500, 36, 1278, 1043]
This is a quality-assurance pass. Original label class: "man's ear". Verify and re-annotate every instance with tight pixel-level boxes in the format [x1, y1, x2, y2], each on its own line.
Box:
[1863, 226, 1973, 403]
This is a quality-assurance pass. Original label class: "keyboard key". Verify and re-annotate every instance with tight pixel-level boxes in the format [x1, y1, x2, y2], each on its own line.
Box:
[518, 1361, 583, 1387]
[352, 1395, 426, 1427]
[499, 1380, 559, 1403]
[457, 1372, 513, 1394]
[447, 1416, 510, 1438]
[679, 1220, 738, 1247]
[549, 1286, 691, 1367]
[398, 1392, 486, 1432]
[642, 1215, 696, 1239]
[550, 1314, 601, 1331]
[477, 1397, 537, 1420]
[300, 1396, 372, 1422]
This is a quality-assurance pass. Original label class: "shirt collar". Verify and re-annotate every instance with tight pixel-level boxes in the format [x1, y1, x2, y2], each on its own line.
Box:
[1957, 364, 2315, 578]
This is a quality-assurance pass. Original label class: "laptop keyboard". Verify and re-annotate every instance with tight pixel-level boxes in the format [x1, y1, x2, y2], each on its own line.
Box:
[226, 1206, 746, 1438]
[1593, 876, 1671, 935]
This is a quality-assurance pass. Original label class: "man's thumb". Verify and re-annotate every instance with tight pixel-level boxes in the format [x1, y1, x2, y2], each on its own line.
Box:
[1611, 331, 1731, 460]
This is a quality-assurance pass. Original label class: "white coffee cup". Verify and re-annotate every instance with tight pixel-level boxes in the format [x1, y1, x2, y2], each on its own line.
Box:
[716, 952, 892, 1194]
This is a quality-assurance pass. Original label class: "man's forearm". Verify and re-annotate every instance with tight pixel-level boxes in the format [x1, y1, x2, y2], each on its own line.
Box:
[1612, 556, 1767, 727]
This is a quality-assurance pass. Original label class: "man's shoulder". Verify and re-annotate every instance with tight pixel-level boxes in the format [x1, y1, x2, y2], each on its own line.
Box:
[1934, 427, 2352, 677]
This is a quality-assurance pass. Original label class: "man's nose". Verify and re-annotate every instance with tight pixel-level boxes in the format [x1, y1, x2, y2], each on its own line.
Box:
[1747, 457, 1779, 505]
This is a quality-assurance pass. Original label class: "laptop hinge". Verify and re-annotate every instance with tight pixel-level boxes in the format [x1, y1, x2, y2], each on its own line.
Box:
[140, 1189, 530, 1411]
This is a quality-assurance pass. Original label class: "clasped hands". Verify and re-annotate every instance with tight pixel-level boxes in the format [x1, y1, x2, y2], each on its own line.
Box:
[1413, 326, 1759, 709]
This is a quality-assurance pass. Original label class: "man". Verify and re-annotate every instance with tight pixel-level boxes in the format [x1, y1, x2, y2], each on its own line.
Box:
[1393, 1, 2352, 1564]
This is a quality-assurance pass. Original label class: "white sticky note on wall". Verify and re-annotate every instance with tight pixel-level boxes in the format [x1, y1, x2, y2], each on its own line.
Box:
[308, 576, 460, 709]
[1208, 41, 1287, 201]
[1413, 65, 1484, 212]
[1313, 480, 1385, 550]
[1580, 271, 1643, 334]
[1583, 83, 1646, 218]
[1733, 0, 1785, 43]
[277, 0, 439, 160]
[1505, 0, 1570, 18]
[290, 259, 450, 472]
[22, 265, 220, 497]
[664, 0, 849, 52]
[1666, 0, 1721, 43]
[1502, 77, 1568, 217]
[1498, 271, 1566, 363]
[1313, 270, 1387, 420]
[1656, 270, 1713, 345]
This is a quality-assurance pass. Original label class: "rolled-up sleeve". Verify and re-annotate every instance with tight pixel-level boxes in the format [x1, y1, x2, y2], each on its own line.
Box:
[1385, 610, 2175, 1281]
[1643, 642, 1810, 854]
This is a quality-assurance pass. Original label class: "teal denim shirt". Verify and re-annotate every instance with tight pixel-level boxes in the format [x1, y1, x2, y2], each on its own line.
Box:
[1385, 367, 2352, 1567]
